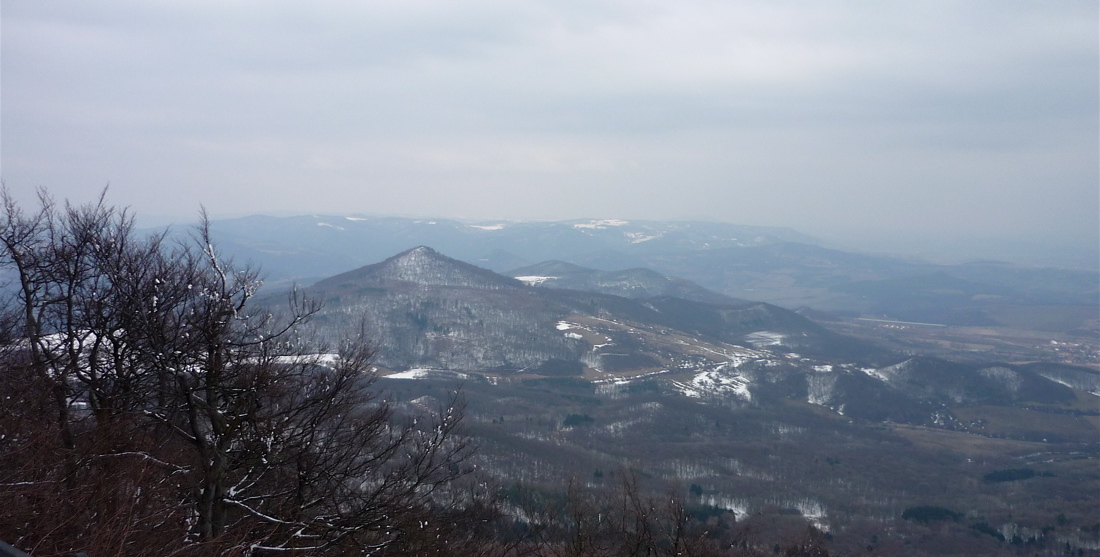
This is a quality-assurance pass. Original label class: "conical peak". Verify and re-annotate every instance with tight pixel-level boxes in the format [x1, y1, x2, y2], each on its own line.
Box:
[372, 246, 518, 289]
[384, 246, 449, 273]
[405, 246, 436, 256]
[390, 246, 440, 264]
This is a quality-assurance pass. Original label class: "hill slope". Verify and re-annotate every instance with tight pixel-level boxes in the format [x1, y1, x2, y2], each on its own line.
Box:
[268, 247, 1095, 432]
[295, 246, 858, 373]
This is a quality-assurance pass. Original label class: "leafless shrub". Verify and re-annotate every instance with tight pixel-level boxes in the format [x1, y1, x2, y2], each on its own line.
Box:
[0, 189, 474, 556]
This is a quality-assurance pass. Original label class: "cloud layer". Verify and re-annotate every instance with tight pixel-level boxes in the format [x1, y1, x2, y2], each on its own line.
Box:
[2, 1, 1096, 263]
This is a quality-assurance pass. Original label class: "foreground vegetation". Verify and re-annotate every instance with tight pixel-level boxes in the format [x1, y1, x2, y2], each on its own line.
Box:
[0, 191, 479, 555]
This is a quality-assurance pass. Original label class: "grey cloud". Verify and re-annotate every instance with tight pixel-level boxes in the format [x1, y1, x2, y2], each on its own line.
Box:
[1, 0, 1095, 266]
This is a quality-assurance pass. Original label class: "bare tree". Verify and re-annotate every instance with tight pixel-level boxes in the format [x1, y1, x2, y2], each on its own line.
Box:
[0, 190, 474, 556]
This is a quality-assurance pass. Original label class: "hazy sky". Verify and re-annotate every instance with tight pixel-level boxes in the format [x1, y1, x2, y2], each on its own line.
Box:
[2, 1, 1097, 264]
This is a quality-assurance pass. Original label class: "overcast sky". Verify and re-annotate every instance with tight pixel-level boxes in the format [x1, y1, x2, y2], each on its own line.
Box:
[2, 1, 1097, 265]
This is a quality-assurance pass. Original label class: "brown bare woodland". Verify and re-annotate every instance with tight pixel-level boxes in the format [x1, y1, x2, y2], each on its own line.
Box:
[0, 190, 835, 557]
[0, 190, 472, 556]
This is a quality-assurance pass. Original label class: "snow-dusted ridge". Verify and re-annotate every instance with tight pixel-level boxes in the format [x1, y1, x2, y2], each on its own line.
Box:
[572, 219, 629, 229]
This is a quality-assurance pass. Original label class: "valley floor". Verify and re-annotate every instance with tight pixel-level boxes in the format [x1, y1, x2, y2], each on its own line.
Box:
[821, 316, 1100, 369]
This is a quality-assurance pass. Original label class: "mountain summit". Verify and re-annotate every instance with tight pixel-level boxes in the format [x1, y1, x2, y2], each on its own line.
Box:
[312, 246, 521, 291]
[293, 246, 889, 374]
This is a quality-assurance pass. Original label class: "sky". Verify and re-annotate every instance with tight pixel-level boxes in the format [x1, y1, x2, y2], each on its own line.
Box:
[2, 1, 1097, 267]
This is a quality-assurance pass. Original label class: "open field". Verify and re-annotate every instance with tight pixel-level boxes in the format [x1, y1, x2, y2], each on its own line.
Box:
[823, 315, 1100, 368]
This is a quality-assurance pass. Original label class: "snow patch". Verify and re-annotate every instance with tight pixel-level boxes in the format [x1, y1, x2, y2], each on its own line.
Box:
[316, 222, 345, 230]
[573, 219, 629, 229]
[744, 331, 785, 348]
[700, 495, 750, 518]
[861, 367, 888, 381]
[272, 353, 340, 366]
[806, 374, 838, 406]
[469, 224, 505, 231]
[863, 359, 912, 383]
[594, 369, 671, 385]
[516, 275, 556, 286]
[385, 368, 469, 380]
[557, 321, 607, 345]
[673, 363, 752, 401]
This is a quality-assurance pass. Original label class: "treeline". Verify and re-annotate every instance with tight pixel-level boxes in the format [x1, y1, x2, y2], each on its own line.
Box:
[0, 191, 835, 556]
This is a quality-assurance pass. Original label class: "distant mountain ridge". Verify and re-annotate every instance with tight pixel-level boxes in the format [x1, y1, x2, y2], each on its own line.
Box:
[506, 260, 745, 305]
[207, 214, 1098, 331]
[207, 215, 816, 282]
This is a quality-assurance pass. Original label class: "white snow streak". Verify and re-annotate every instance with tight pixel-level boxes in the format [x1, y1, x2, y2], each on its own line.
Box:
[516, 276, 556, 286]
[573, 219, 629, 229]
[744, 331, 785, 347]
